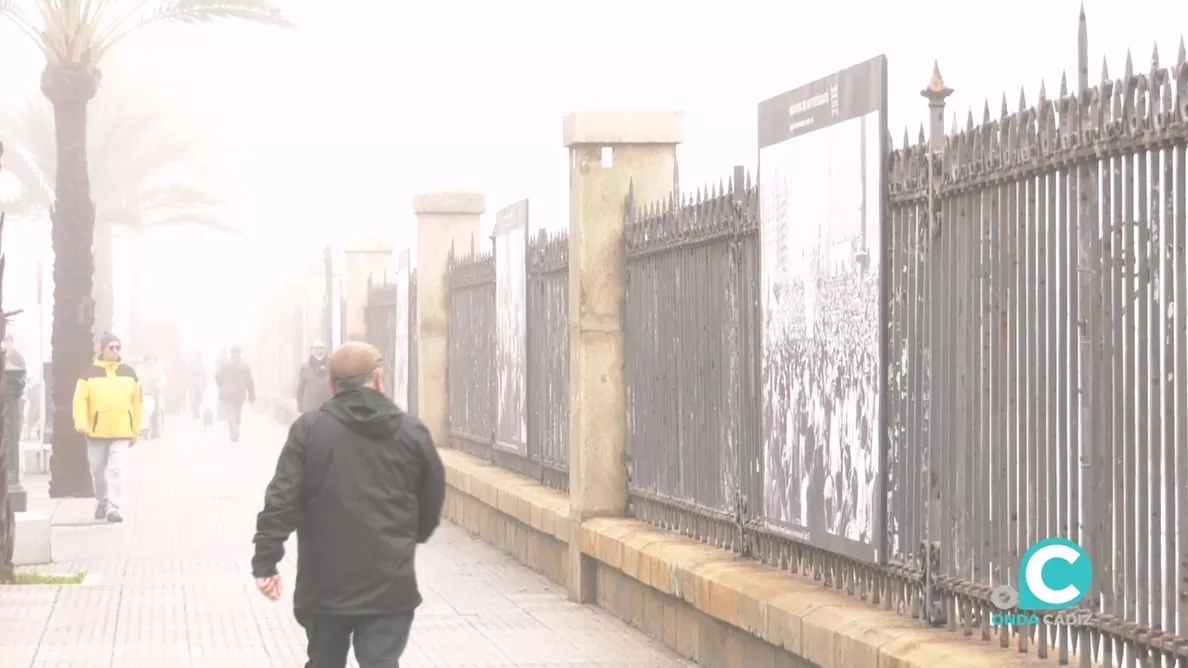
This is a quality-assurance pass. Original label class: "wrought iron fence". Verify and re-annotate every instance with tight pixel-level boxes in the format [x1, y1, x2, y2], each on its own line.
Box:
[526, 230, 570, 490]
[447, 246, 497, 456]
[619, 24, 1188, 668]
[624, 169, 762, 552]
[443, 231, 571, 490]
[365, 281, 400, 398]
[432, 15, 1187, 665]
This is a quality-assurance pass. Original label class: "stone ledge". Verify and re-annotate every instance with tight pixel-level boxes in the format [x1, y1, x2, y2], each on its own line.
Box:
[413, 190, 486, 216]
[440, 449, 569, 544]
[440, 446, 1051, 668]
[581, 519, 1050, 668]
[344, 236, 395, 254]
[563, 110, 685, 147]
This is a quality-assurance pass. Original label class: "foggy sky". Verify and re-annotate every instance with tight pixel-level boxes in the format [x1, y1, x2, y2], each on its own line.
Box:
[0, 0, 1182, 356]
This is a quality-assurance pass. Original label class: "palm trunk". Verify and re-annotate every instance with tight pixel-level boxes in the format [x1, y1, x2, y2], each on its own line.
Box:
[93, 217, 114, 343]
[43, 65, 99, 499]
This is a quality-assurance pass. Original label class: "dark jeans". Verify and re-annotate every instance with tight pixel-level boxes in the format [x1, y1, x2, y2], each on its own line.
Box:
[223, 400, 243, 441]
[296, 611, 414, 668]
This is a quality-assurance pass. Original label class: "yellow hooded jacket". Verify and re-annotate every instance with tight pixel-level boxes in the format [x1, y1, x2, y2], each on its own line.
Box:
[72, 358, 143, 439]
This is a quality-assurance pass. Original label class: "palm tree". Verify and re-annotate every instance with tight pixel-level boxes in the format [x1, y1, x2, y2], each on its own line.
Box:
[0, 1, 289, 497]
[1, 79, 243, 338]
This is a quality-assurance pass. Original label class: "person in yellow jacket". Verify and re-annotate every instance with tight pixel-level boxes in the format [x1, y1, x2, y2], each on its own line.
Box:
[72, 332, 142, 523]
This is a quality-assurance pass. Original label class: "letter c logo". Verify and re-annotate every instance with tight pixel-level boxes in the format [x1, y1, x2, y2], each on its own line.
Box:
[1018, 538, 1093, 611]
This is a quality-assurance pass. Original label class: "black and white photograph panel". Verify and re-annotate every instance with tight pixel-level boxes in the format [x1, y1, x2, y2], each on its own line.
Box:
[758, 55, 886, 561]
[493, 200, 529, 455]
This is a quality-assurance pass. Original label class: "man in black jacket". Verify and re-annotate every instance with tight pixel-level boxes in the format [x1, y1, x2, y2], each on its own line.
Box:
[251, 341, 445, 668]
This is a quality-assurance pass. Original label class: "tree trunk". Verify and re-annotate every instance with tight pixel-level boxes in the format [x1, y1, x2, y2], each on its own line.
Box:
[43, 64, 100, 499]
[93, 217, 114, 343]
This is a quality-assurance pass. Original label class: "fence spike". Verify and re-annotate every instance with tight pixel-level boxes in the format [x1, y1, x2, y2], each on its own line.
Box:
[918, 123, 927, 146]
[1001, 93, 1009, 119]
[1178, 36, 1186, 67]
[924, 60, 949, 96]
[902, 127, 911, 150]
[983, 99, 991, 124]
[1125, 49, 1134, 78]
[1151, 43, 1161, 70]
[1101, 55, 1110, 83]
[949, 111, 958, 135]
[966, 107, 975, 131]
[1039, 78, 1048, 102]
[1059, 70, 1069, 98]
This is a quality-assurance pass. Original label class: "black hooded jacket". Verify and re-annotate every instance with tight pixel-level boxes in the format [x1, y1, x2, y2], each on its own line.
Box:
[251, 387, 446, 615]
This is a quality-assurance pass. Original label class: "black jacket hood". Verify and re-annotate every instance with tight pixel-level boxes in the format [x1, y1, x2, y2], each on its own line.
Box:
[320, 387, 403, 439]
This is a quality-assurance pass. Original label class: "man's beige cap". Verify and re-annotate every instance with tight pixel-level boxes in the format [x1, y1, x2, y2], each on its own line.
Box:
[329, 341, 381, 382]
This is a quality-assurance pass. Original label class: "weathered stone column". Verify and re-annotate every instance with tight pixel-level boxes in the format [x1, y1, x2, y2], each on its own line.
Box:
[414, 190, 485, 450]
[344, 237, 395, 341]
[563, 110, 683, 602]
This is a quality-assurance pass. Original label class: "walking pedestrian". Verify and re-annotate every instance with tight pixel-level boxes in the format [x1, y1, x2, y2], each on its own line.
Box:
[139, 355, 166, 439]
[214, 345, 255, 442]
[252, 341, 445, 668]
[296, 340, 332, 414]
[71, 332, 141, 523]
[185, 350, 206, 420]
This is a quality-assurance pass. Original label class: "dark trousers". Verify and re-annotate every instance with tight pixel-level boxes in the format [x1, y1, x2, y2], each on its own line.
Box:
[296, 612, 414, 668]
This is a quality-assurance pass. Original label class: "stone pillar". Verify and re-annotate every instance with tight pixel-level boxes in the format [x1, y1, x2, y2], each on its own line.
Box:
[343, 238, 395, 341]
[413, 190, 485, 450]
[563, 110, 683, 602]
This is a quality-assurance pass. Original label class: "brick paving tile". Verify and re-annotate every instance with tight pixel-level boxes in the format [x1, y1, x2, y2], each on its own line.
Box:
[0, 414, 696, 668]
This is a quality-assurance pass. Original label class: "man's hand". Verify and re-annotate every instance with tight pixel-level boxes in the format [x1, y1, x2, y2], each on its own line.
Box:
[255, 575, 282, 601]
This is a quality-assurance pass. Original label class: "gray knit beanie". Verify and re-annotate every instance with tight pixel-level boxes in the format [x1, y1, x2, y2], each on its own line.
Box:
[98, 332, 121, 351]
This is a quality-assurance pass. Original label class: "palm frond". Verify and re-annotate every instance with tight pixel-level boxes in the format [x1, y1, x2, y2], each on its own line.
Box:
[98, 180, 241, 238]
[0, 144, 53, 215]
[96, 0, 293, 59]
[139, 207, 244, 238]
[0, 1, 50, 51]
[133, 181, 224, 214]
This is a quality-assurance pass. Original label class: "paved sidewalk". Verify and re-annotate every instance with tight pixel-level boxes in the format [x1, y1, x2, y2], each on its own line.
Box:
[0, 413, 693, 667]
